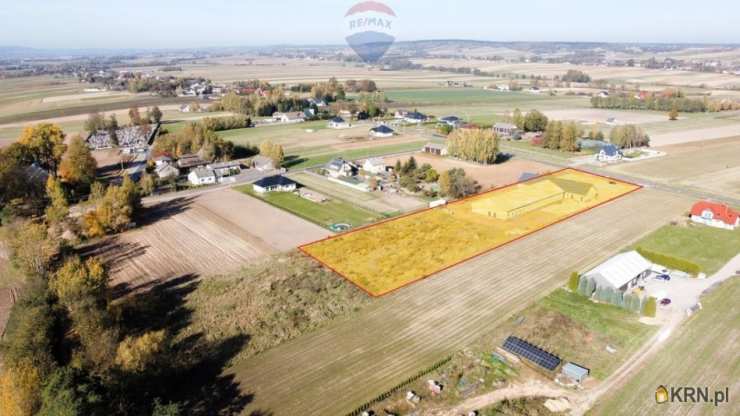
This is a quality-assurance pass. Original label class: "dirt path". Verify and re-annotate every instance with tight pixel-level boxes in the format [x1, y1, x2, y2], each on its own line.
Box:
[429, 380, 575, 416]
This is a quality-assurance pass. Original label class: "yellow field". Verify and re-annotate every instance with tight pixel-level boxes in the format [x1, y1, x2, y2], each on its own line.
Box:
[300, 169, 640, 296]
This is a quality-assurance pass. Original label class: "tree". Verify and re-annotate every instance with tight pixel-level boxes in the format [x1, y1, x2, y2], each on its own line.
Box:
[7, 221, 59, 278]
[567, 272, 580, 292]
[669, 104, 679, 121]
[81, 177, 141, 237]
[59, 136, 97, 189]
[17, 124, 67, 174]
[258, 140, 284, 167]
[523, 110, 548, 132]
[38, 368, 104, 416]
[609, 125, 650, 148]
[512, 108, 524, 130]
[115, 330, 167, 373]
[128, 107, 142, 126]
[139, 173, 155, 196]
[0, 361, 42, 416]
[149, 106, 163, 124]
[642, 296, 657, 317]
[84, 112, 106, 133]
[438, 168, 479, 199]
[559, 122, 580, 152]
[50, 257, 108, 306]
[543, 121, 562, 150]
[424, 168, 439, 183]
[44, 176, 68, 224]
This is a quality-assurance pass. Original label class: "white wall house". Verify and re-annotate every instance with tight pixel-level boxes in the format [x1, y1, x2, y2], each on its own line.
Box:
[690, 201, 739, 230]
[188, 168, 216, 186]
[595, 144, 623, 163]
[253, 175, 297, 193]
[362, 158, 386, 174]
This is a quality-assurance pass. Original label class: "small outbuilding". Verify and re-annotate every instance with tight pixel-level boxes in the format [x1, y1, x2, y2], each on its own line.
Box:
[561, 362, 590, 383]
[369, 124, 395, 138]
[328, 116, 350, 129]
[422, 142, 448, 156]
[595, 144, 623, 162]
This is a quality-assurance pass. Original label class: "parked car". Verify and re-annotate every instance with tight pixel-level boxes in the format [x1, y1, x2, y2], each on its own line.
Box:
[660, 298, 672, 306]
[655, 274, 671, 281]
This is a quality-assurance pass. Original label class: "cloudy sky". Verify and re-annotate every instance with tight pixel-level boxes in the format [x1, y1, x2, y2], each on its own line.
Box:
[1, 0, 737, 49]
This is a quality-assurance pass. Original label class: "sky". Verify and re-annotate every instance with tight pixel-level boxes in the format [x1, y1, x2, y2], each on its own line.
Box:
[1, 0, 738, 49]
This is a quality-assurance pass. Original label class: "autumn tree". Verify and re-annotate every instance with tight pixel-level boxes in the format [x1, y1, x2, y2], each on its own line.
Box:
[148, 106, 163, 124]
[258, 140, 285, 167]
[669, 104, 679, 121]
[610, 125, 650, 148]
[59, 136, 97, 190]
[512, 108, 524, 130]
[51, 257, 108, 306]
[523, 110, 548, 132]
[128, 107, 142, 126]
[82, 176, 141, 237]
[438, 168, 480, 199]
[84, 112, 106, 133]
[17, 124, 67, 173]
[446, 128, 499, 164]
[115, 330, 167, 373]
[7, 221, 59, 278]
[543, 121, 562, 150]
[44, 176, 68, 224]
[559, 122, 581, 152]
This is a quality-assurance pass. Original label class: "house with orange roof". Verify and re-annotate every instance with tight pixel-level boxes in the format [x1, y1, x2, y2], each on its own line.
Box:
[690, 201, 739, 230]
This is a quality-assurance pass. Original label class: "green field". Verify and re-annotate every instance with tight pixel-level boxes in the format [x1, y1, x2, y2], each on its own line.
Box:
[285, 140, 429, 170]
[632, 223, 740, 275]
[385, 89, 588, 107]
[236, 184, 382, 229]
[590, 278, 740, 416]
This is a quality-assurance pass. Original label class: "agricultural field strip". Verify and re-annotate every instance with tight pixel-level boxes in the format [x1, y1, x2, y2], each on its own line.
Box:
[300, 169, 640, 296]
[231, 189, 690, 415]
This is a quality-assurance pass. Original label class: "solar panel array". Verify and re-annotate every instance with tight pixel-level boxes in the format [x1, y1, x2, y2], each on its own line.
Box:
[502, 336, 561, 371]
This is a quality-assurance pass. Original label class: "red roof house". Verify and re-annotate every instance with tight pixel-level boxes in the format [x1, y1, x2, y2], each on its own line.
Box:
[690, 201, 739, 230]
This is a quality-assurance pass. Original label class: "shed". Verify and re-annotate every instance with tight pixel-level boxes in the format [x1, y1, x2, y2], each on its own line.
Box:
[584, 250, 653, 291]
[562, 362, 589, 383]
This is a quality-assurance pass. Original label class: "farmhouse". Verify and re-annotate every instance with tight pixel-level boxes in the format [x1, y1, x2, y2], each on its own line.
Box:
[155, 163, 180, 180]
[439, 115, 462, 128]
[177, 154, 209, 170]
[362, 157, 386, 174]
[253, 175, 297, 193]
[207, 161, 241, 178]
[188, 168, 216, 186]
[326, 158, 358, 178]
[404, 111, 428, 124]
[583, 250, 653, 291]
[471, 178, 598, 219]
[493, 122, 520, 138]
[422, 142, 448, 156]
[690, 201, 740, 230]
[328, 116, 350, 129]
[272, 111, 305, 124]
[154, 155, 172, 167]
[596, 144, 623, 162]
[370, 124, 395, 138]
[251, 155, 275, 171]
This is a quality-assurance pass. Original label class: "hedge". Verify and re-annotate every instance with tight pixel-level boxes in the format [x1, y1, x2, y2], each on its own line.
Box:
[344, 355, 452, 416]
[567, 272, 580, 292]
[636, 247, 701, 275]
[642, 296, 657, 317]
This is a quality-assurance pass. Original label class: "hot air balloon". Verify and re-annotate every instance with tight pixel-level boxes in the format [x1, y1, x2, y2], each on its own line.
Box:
[344, 1, 397, 63]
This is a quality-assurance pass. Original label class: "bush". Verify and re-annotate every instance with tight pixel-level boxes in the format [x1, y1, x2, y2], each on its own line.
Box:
[636, 247, 701, 275]
[642, 296, 657, 317]
[567, 272, 580, 292]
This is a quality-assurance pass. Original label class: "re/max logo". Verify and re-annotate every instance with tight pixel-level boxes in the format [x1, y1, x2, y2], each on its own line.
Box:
[348, 17, 392, 30]
[661, 386, 730, 406]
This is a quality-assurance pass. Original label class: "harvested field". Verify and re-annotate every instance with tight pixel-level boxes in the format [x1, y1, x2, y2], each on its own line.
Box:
[541, 108, 667, 125]
[383, 152, 554, 190]
[606, 136, 740, 199]
[231, 188, 691, 416]
[647, 124, 740, 146]
[86, 189, 329, 290]
[301, 169, 640, 296]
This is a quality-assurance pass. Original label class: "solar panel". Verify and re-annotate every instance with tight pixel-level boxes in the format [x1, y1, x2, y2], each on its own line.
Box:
[502, 336, 561, 371]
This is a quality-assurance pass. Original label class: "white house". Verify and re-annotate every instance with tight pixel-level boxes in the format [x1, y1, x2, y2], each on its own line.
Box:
[272, 111, 305, 124]
[439, 115, 462, 128]
[422, 142, 448, 156]
[493, 122, 520, 138]
[690, 201, 740, 230]
[595, 144, 623, 163]
[328, 116, 350, 129]
[207, 161, 241, 178]
[403, 111, 428, 124]
[326, 158, 358, 178]
[253, 175, 297, 193]
[188, 168, 216, 186]
[583, 251, 653, 292]
[369, 124, 395, 138]
[362, 158, 386, 174]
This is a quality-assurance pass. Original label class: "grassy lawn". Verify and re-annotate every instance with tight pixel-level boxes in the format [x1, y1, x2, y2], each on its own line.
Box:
[499, 140, 584, 161]
[590, 278, 740, 416]
[235, 184, 382, 229]
[632, 223, 740, 275]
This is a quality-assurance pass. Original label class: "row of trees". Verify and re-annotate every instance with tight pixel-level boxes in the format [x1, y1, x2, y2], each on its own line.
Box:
[445, 128, 499, 164]
[84, 107, 162, 135]
[559, 69, 591, 83]
[512, 109, 549, 132]
[152, 123, 234, 161]
[609, 125, 651, 148]
[393, 157, 439, 193]
[591, 95, 708, 112]
[541, 120, 582, 152]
